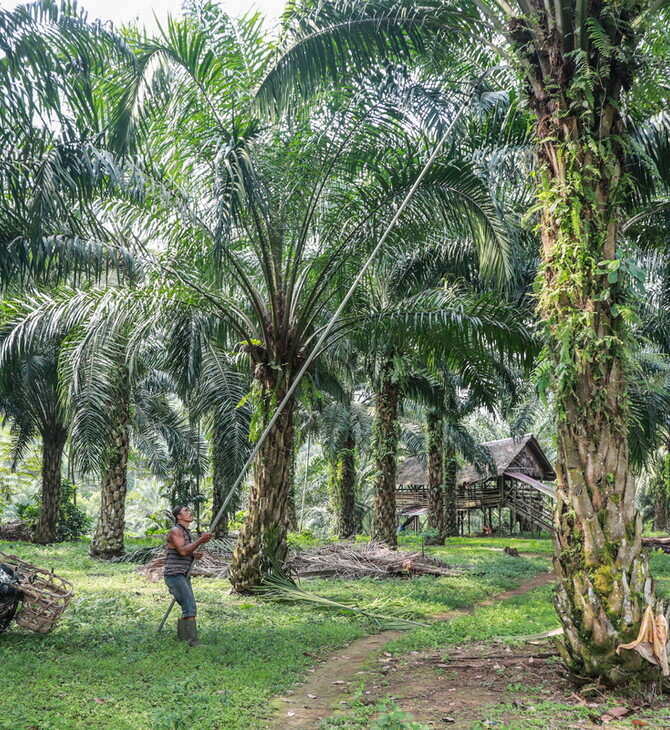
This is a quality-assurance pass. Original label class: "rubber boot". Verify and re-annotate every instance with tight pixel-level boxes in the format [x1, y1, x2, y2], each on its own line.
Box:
[177, 618, 188, 642]
[183, 619, 199, 647]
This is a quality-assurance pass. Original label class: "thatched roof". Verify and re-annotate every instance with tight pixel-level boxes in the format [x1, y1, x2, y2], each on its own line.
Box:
[396, 457, 427, 485]
[396, 434, 555, 487]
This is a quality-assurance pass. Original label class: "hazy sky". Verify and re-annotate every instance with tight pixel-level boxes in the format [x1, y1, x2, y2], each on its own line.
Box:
[0, 0, 287, 30]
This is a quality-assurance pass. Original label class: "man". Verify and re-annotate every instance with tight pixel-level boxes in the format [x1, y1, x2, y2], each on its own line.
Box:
[165, 505, 212, 646]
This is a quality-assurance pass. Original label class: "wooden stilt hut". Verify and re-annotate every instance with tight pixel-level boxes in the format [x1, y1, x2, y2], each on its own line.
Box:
[395, 434, 556, 535]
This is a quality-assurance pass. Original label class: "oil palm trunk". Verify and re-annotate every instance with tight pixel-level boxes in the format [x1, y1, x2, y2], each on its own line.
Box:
[229, 370, 295, 593]
[331, 434, 357, 539]
[372, 358, 401, 546]
[211, 468, 232, 539]
[211, 431, 235, 539]
[654, 493, 669, 534]
[651, 451, 670, 533]
[286, 427, 298, 532]
[90, 377, 131, 559]
[443, 441, 458, 538]
[425, 411, 445, 545]
[32, 427, 68, 544]
[520, 4, 656, 683]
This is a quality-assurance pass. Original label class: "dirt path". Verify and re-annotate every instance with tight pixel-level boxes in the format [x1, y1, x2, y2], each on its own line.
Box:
[267, 571, 556, 729]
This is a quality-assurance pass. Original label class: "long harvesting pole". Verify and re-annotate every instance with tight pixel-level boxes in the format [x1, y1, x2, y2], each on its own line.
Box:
[158, 70, 495, 631]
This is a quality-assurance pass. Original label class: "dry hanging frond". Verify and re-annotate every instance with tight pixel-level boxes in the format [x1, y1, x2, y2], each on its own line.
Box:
[616, 605, 670, 675]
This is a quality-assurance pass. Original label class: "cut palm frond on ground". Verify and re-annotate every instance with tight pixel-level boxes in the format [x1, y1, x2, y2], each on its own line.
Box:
[137, 547, 233, 581]
[643, 537, 670, 553]
[494, 627, 564, 641]
[256, 572, 428, 631]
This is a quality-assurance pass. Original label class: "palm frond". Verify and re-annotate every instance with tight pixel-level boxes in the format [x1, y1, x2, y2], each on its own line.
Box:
[257, 571, 426, 630]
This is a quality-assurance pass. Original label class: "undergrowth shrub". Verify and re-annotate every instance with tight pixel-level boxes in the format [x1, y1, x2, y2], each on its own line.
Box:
[17, 480, 91, 541]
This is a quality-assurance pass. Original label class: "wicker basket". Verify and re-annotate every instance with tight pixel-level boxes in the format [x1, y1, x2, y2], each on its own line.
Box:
[0, 552, 74, 633]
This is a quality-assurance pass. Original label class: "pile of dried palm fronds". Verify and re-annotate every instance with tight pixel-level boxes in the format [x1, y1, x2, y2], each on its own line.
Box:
[0, 521, 32, 542]
[287, 542, 461, 579]
[138, 549, 232, 582]
[643, 536, 670, 553]
[138, 541, 462, 582]
[114, 537, 235, 566]
[131, 538, 234, 582]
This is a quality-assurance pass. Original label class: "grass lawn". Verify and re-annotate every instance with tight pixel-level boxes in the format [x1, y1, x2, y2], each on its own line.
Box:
[0, 537, 551, 730]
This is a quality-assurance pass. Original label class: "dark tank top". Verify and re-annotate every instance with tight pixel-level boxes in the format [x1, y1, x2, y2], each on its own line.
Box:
[164, 524, 194, 576]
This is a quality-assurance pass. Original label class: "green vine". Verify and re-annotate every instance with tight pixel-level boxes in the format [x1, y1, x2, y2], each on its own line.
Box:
[533, 130, 640, 436]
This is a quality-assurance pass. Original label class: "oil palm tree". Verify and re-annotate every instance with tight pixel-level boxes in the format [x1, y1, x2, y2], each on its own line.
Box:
[0, 343, 67, 543]
[70, 332, 205, 559]
[96, 5, 514, 591]
[260, 0, 670, 683]
[352, 240, 533, 546]
[424, 377, 496, 544]
[0, 2, 151, 546]
[0, 287, 207, 556]
[163, 312, 252, 539]
[315, 378, 372, 538]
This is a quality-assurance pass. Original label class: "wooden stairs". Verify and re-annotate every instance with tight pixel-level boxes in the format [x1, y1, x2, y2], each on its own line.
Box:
[454, 471, 557, 534]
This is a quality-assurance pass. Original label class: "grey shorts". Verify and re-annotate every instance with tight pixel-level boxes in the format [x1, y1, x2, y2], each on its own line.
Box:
[165, 574, 197, 618]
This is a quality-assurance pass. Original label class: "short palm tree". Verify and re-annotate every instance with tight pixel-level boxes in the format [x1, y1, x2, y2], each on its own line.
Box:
[0, 287, 206, 556]
[317, 380, 372, 539]
[0, 343, 67, 543]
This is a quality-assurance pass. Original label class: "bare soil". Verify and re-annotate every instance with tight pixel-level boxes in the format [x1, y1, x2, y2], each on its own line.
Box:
[268, 630, 400, 729]
[365, 641, 569, 728]
[363, 641, 670, 729]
